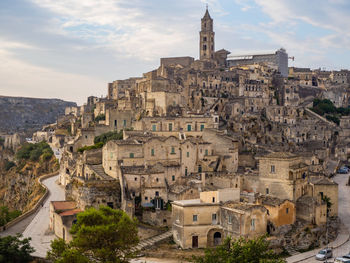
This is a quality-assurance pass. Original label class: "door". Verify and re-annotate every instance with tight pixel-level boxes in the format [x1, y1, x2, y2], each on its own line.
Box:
[192, 236, 198, 248]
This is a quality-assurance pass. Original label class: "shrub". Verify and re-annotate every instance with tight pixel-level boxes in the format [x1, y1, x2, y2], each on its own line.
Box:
[94, 130, 123, 145]
[77, 142, 104, 153]
[95, 114, 105, 122]
[4, 161, 16, 171]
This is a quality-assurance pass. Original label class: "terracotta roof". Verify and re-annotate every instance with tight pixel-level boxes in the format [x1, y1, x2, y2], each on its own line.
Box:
[59, 208, 82, 217]
[51, 201, 77, 211]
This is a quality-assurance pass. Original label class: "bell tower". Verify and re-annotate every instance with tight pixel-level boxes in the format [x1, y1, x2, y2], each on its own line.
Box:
[200, 6, 215, 60]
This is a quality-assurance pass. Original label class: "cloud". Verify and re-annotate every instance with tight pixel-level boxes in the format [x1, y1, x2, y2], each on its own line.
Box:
[0, 39, 104, 104]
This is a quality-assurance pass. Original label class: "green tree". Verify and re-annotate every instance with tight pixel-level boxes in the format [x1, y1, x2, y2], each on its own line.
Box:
[0, 234, 34, 263]
[192, 236, 286, 263]
[47, 206, 139, 263]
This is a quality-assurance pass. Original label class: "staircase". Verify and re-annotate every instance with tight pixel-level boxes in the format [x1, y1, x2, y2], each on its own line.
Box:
[132, 230, 172, 252]
[284, 231, 299, 256]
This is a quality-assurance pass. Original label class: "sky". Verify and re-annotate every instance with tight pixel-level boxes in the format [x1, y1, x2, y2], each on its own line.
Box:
[1, 0, 350, 104]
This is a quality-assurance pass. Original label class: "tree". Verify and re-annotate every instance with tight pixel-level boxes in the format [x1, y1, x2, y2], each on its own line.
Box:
[47, 206, 139, 263]
[0, 234, 34, 263]
[322, 195, 333, 217]
[192, 236, 286, 263]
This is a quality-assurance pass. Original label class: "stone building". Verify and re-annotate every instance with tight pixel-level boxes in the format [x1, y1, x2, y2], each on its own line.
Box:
[172, 189, 240, 249]
[49, 201, 82, 242]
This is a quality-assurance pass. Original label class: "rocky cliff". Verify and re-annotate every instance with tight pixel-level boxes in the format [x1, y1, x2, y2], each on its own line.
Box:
[0, 96, 76, 134]
[0, 147, 58, 212]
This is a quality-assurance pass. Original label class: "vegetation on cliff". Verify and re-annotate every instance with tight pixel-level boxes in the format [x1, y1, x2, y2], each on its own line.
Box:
[0, 206, 21, 227]
[47, 206, 139, 263]
[0, 141, 58, 213]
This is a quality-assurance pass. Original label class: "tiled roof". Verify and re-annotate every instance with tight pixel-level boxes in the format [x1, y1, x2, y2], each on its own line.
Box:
[59, 208, 82, 217]
[51, 201, 76, 211]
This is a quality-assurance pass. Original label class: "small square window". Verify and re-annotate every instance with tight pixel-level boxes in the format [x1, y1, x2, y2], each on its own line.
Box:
[129, 153, 134, 158]
[145, 196, 148, 200]
[151, 149, 155, 156]
[193, 215, 198, 222]
[286, 208, 289, 214]
[186, 152, 189, 158]
[152, 124, 156, 131]
[171, 147, 175, 154]
[172, 175, 175, 181]
[155, 191, 159, 196]
[134, 177, 137, 181]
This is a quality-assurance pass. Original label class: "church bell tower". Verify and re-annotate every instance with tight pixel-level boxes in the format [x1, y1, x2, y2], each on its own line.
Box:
[200, 6, 215, 60]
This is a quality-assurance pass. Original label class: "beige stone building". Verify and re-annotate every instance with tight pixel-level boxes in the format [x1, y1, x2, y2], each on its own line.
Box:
[49, 201, 82, 242]
[172, 188, 268, 249]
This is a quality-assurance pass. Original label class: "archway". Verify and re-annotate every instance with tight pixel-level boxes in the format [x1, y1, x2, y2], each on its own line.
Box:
[207, 228, 224, 247]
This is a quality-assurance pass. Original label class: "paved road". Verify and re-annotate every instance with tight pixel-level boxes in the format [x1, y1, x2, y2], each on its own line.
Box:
[287, 173, 350, 262]
[22, 174, 65, 258]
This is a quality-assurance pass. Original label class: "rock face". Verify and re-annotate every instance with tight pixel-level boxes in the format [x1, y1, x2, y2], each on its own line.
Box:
[0, 96, 76, 134]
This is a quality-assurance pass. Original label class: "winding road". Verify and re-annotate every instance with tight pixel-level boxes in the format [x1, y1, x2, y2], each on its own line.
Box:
[22, 174, 65, 258]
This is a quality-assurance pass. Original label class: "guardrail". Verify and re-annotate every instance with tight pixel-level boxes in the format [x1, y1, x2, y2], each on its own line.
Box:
[0, 170, 59, 232]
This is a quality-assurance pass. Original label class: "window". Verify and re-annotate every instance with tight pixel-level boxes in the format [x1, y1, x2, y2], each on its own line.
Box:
[155, 191, 159, 197]
[271, 165, 275, 173]
[205, 149, 208, 156]
[228, 215, 232, 224]
[169, 123, 173, 131]
[151, 148, 155, 156]
[186, 152, 189, 158]
[266, 188, 269, 195]
[171, 147, 175, 154]
[203, 36, 207, 41]
[152, 124, 156, 131]
[114, 120, 117, 127]
[172, 175, 175, 181]
[129, 153, 134, 158]
[212, 213, 217, 223]
[156, 178, 159, 182]
[286, 208, 289, 214]
[193, 215, 198, 222]
[187, 124, 192, 131]
[185, 167, 188, 176]
[145, 196, 148, 200]
[212, 197, 215, 203]
[203, 44, 207, 51]
[251, 219, 255, 230]
[134, 177, 137, 181]
[109, 167, 112, 170]
[123, 119, 127, 127]
[200, 124, 205, 131]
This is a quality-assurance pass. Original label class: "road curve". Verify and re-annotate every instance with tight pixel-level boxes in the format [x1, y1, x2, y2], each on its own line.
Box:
[22, 174, 65, 258]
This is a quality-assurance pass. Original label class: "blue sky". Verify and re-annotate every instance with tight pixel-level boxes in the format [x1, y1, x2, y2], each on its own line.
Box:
[1, 0, 350, 104]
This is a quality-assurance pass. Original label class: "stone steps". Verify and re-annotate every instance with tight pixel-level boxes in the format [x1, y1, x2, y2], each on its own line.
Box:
[132, 230, 172, 252]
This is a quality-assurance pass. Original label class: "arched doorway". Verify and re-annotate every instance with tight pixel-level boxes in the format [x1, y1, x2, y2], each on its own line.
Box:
[207, 229, 223, 247]
[213, 232, 221, 246]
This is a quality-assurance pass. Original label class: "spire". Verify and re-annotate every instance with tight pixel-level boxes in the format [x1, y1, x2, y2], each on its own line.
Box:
[203, 4, 211, 19]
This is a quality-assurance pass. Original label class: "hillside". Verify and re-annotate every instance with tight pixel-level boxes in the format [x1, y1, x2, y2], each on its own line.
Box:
[0, 96, 76, 134]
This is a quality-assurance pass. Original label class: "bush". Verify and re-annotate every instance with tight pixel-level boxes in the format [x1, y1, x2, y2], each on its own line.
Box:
[77, 142, 104, 153]
[16, 141, 53, 162]
[94, 130, 123, 145]
[326, 115, 340, 125]
[95, 114, 105, 122]
[4, 161, 16, 171]
[0, 206, 22, 227]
